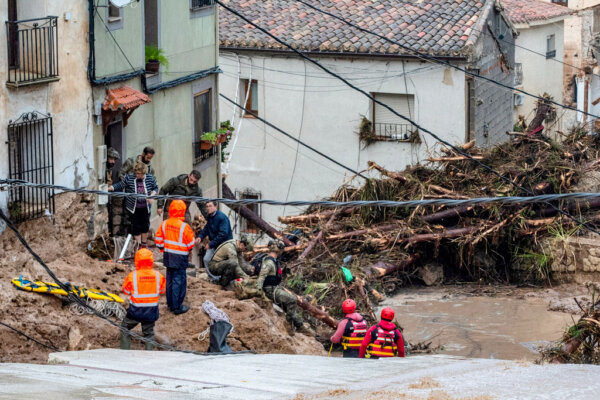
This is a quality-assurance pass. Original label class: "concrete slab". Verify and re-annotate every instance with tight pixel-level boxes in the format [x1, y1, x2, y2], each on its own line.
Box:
[0, 350, 598, 399]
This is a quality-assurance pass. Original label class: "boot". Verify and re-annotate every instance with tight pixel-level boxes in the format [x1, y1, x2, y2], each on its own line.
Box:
[120, 332, 131, 350]
[295, 323, 315, 336]
[145, 339, 155, 351]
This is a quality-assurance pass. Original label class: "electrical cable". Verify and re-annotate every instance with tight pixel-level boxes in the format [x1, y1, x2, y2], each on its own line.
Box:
[94, 7, 136, 72]
[292, 0, 599, 119]
[216, 0, 600, 236]
[0, 208, 254, 356]
[0, 321, 60, 352]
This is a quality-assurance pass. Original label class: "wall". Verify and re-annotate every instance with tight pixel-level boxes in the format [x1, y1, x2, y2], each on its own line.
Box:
[0, 0, 94, 228]
[219, 53, 467, 230]
[514, 21, 567, 134]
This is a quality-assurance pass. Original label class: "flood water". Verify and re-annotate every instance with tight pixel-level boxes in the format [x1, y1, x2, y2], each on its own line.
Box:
[383, 288, 576, 360]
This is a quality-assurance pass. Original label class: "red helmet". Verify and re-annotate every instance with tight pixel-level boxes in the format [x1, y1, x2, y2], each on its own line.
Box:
[342, 299, 356, 314]
[381, 307, 395, 321]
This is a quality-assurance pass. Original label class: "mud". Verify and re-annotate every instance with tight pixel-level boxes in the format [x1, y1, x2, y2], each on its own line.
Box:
[0, 193, 325, 363]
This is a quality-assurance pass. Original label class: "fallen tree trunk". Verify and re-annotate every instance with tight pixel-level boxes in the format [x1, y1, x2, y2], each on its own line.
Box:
[364, 254, 421, 278]
[536, 198, 600, 218]
[299, 209, 341, 260]
[222, 181, 293, 246]
[326, 223, 401, 241]
[248, 243, 308, 256]
[421, 206, 475, 224]
[367, 161, 407, 183]
[407, 227, 480, 245]
[278, 207, 353, 224]
[283, 288, 338, 328]
[428, 156, 483, 162]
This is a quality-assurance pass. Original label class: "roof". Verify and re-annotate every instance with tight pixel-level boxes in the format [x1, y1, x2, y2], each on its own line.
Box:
[102, 86, 151, 112]
[219, 0, 497, 57]
[500, 0, 572, 25]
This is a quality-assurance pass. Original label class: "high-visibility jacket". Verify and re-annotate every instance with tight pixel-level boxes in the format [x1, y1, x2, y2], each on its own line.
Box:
[341, 317, 368, 351]
[364, 323, 404, 358]
[122, 256, 166, 322]
[155, 200, 195, 269]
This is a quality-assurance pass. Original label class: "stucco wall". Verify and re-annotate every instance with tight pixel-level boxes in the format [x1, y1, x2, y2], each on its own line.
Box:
[0, 1, 94, 224]
[219, 53, 467, 230]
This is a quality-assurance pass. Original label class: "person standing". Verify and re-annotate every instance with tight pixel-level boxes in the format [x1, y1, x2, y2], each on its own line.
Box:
[119, 146, 156, 179]
[154, 200, 196, 315]
[120, 248, 166, 350]
[197, 201, 233, 271]
[359, 307, 405, 359]
[330, 299, 368, 358]
[105, 147, 123, 236]
[156, 170, 205, 222]
[110, 162, 158, 248]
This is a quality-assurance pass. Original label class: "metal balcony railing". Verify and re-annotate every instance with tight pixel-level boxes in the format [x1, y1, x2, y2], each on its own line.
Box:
[193, 142, 217, 164]
[374, 123, 417, 141]
[6, 16, 59, 87]
[191, 0, 214, 10]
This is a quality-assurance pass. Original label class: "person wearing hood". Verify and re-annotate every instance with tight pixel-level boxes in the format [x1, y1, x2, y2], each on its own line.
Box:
[330, 299, 368, 358]
[120, 248, 166, 350]
[359, 307, 405, 359]
[154, 200, 196, 315]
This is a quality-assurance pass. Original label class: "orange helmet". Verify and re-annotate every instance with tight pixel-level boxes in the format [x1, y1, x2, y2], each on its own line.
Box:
[135, 248, 154, 269]
[342, 299, 356, 314]
[381, 307, 395, 321]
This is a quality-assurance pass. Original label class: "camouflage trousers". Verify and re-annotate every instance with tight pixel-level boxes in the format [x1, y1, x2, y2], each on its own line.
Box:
[264, 286, 303, 328]
[109, 197, 128, 236]
[207, 259, 249, 287]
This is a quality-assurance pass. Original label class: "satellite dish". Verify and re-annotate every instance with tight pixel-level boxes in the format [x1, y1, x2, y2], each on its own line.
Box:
[109, 0, 132, 7]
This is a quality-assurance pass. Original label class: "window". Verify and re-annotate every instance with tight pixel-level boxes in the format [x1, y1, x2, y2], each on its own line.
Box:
[372, 93, 417, 141]
[514, 63, 523, 86]
[241, 79, 259, 117]
[191, 0, 214, 10]
[107, 2, 123, 30]
[551, 0, 568, 7]
[594, 8, 600, 34]
[546, 34, 556, 59]
[238, 190, 261, 234]
[193, 90, 212, 163]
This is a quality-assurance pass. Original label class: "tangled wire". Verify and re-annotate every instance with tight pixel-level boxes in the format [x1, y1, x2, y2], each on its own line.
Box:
[68, 297, 126, 320]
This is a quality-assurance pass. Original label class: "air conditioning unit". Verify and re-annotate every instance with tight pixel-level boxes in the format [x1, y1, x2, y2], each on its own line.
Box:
[514, 93, 525, 106]
[97, 145, 107, 181]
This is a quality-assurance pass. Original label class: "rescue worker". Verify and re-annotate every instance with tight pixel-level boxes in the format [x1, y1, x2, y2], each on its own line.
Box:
[255, 239, 313, 335]
[120, 248, 166, 350]
[105, 147, 122, 236]
[197, 201, 233, 271]
[154, 200, 196, 315]
[156, 170, 205, 222]
[119, 146, 156, 179]
[207, 237, 251, 287]
[330, 299, 368, 358]
[359, 307, 405, 359]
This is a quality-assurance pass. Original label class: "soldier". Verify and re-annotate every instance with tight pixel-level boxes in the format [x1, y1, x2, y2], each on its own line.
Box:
[120, 146, 156, 179]
[254, 239, 313, 335]
[105, 147, 122, 236]
[157, 170, 205, 222]
[207, 236, 252, 287]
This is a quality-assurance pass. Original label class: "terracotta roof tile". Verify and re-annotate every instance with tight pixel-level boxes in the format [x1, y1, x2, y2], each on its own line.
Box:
[219, 0, 493, 56]
[500, 0, 571, 25]
[102, 86, 151, 112]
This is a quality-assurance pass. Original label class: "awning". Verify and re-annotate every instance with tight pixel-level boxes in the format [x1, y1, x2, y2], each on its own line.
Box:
[102, 86, 151, 134]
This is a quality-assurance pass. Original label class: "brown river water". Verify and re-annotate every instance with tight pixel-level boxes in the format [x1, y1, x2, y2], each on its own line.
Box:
[381, 287, 577, 360]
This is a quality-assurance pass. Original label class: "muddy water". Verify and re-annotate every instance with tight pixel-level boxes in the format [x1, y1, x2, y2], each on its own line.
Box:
[383, 288, 576, 360]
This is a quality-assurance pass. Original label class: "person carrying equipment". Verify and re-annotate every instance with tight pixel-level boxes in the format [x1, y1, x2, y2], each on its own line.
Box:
[154, 200, 196, 315]
[359, 307, 405, 359]
[120, 248, 166, 350]
[330, 299, 368, 358]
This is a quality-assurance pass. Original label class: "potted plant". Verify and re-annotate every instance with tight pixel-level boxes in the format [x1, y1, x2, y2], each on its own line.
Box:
[200, 131, 217, 149]
[145, 45, 169, 74]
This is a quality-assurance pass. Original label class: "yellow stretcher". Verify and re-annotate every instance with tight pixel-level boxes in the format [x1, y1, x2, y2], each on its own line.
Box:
[11, 276, 124, 303]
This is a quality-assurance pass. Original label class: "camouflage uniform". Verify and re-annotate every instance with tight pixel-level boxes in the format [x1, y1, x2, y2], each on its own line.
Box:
[105, 148, 122, 236]
[157, 174, 205, 222]
[119, 154, 155, 179]
[207, 239, 250, 286]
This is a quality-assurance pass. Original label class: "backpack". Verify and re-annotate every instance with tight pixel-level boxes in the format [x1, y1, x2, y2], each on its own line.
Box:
[251, 254, 282, 287]
[250, 253, 269, 275]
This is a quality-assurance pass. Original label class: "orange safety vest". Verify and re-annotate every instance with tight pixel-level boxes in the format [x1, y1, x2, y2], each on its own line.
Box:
[155, 219, 195, 256]
[341, 317, 368, 350]
[123, 269, 161, 307]
[366, 324, 399, 358]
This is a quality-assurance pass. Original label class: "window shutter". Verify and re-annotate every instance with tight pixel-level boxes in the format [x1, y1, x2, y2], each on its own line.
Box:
[373, 93, 414, 124]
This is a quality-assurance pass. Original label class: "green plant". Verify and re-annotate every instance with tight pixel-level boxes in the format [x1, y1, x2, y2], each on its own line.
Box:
[358, 115, 376, 146]
[200, 131, 217, 143]
[219, 120, 235, 162]
[145, 45, 169, 70]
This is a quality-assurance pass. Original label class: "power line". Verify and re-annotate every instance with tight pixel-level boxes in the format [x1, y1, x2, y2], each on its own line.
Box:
[94, 6, 137, 73]
[216, 0, 600, 237]
[0, 321, 60, 352]
[293, 0, 597, 119]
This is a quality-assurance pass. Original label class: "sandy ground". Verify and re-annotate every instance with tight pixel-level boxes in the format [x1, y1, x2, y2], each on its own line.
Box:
[0, 193, 325, 363]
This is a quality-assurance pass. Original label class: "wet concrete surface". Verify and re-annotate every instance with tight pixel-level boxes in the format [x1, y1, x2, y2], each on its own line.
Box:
[383, 287, 576, 360]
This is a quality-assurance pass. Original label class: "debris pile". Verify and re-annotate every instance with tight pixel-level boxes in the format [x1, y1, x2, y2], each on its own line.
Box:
[271, 129, 600, 322]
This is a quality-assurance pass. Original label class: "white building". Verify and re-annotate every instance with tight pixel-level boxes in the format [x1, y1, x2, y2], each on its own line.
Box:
[219, 0, 516, 231]
[501, 0, 572, 134]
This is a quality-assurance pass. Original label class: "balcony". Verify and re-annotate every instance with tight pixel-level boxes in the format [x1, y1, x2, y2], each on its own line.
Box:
[193, 141, 217, 164]
[374, 123, 417, 141]
[6, 16, 59, 88]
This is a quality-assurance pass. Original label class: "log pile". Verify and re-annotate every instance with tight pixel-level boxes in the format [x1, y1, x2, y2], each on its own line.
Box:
[271, 129, 600, 326]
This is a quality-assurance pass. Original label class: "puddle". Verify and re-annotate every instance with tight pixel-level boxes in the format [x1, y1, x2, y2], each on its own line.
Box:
[383, 288, 577, 360]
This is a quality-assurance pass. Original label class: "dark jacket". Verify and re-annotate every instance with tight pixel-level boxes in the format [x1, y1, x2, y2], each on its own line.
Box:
[198, 209, 233, 249]
[157, 174, 204, 214]
[112, 173, 159, 214]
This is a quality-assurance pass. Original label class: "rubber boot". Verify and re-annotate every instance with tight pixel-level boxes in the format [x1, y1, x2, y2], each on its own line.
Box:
[145, 339, 155, 351]
[120, 332, 131, 350]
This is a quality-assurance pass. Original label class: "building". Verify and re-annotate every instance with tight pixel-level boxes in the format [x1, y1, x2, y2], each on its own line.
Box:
[500, 0, 572, 135]
[89, 0, 221, 232]
[219, 0, 517, 230]
[0, 0, 94, 226]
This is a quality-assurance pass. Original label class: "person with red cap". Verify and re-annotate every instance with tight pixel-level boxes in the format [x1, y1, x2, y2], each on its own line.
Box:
[330, 299, 368, 358]
[359, 307, 405, 358]
[120, 248, 166, 350]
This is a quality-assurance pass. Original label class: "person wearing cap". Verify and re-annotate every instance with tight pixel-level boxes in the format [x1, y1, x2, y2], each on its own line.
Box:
[254, 239, 313, 335]
[330, 299, 368, 358]
[206, 236, 252, 287]
[105, 147, 123, 236]
[359, 307, 405, 358]
[120, 248, 166, 350]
